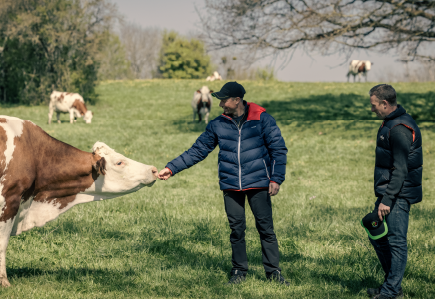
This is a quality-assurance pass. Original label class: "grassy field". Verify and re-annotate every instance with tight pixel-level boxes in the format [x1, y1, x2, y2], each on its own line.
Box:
[0, 80, 435, 298]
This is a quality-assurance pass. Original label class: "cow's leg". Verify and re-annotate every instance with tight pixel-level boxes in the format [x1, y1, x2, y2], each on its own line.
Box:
[205, 112, 210, 124]
[69, 110, 74, 124]
[0, 195, 21, 287]
[48, 106, 54, 124]
[56, 112, 61, 124]
[198, 113, 202, 122]
[0, 220, 14, 287]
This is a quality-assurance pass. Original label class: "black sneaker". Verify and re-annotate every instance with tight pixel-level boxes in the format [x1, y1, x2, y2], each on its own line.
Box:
[267, 270, 290, 286]
[227, 270, 246, 285]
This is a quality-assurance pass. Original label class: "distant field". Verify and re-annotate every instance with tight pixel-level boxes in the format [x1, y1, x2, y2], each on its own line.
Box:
[1, 80, 435, 298]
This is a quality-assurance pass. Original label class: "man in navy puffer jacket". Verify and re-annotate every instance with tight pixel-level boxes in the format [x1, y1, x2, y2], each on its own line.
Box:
[158, 82, 289, 286]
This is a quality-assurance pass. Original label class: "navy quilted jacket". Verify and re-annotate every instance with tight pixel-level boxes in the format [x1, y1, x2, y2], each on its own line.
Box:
[166, 102, 288, 190]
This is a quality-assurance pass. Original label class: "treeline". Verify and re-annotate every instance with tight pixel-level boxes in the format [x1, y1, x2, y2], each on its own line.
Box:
[0, 0, 216, 105]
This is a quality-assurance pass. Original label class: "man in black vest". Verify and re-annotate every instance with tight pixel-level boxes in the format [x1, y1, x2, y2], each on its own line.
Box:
[367, 84, 423, 299]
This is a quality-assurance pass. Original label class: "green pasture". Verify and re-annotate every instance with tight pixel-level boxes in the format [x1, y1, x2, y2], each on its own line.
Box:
[1, 80, 435, 298]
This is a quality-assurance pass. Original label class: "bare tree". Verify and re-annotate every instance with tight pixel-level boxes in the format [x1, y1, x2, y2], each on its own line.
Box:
[201, 0, 435, 62]
[119, 23, 161, 79]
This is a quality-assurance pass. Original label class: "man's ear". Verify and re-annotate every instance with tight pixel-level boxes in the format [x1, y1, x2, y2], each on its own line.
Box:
[92, 152, 106, 175]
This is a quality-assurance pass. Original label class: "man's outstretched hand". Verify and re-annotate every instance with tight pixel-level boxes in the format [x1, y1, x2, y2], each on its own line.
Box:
[158, 168, 172, 180]
[269, 182, 280, 196]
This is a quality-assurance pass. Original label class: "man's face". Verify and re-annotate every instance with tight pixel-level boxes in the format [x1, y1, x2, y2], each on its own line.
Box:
[370, 95, 387, 119]
[219, 97, 240, 115]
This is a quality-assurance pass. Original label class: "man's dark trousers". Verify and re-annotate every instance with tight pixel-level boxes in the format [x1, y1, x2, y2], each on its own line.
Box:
[223, 189, 281, 275]
[370, 197, 410, 297]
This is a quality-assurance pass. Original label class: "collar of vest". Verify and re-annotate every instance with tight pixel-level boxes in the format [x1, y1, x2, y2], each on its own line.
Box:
[383, 105, 406, 122]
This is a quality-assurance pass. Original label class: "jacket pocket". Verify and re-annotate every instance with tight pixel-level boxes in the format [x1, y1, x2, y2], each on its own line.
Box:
[263, 159, 270, 179]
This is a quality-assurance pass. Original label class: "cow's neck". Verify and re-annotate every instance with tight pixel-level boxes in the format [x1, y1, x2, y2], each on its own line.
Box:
[30, 128, 96, 207]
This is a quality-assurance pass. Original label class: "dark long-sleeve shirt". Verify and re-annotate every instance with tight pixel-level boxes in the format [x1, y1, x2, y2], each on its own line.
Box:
[381, 124, 413, 207]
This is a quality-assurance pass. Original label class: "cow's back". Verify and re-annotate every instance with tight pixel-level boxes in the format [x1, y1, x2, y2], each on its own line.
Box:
[50, 92, 84, 113]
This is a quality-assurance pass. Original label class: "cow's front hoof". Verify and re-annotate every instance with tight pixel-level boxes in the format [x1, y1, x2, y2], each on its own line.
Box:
[57, 120, 61, 124]
[0, 278, 11, 287]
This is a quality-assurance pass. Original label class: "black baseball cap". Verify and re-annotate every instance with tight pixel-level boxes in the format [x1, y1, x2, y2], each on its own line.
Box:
[211, 81, 246, 100]
[361, 211, 388, 240]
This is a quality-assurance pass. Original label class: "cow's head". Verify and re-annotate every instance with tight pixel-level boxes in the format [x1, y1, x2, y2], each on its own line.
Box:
[197, 86, 212, 103]
[365, 61, 372, 71]
[91, 142, 157, 197]
[84, 110, 93, 124]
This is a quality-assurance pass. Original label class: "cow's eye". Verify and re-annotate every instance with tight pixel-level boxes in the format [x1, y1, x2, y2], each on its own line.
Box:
[116, 161, 123, 166]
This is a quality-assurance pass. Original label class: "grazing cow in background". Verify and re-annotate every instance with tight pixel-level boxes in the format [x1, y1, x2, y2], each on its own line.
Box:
[206, 71, 222, 81]
[48, 91, 93, 124]
[192, 86, 213, 124]
[347, 60, 373, 82]
[0, 115, 158, 287]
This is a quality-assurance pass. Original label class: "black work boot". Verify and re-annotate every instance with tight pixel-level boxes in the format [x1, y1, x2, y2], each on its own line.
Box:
[367, 286, 382, 296]
[266, 270, 290, 286]
[226, 270, 246, 285]
[369, 289, 404, 299]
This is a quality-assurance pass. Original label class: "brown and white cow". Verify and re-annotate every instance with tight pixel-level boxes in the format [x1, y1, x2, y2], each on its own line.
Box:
[191, 86, 213, 124]
[347, 60, 373, 82]
[0, 115, 158, 287]
[48, 91, 93, 124]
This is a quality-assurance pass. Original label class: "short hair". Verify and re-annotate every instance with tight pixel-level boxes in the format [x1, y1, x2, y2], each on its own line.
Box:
[369, 84, 397, 105]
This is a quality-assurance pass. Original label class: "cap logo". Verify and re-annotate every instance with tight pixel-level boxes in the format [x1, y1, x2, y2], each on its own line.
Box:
[371, 221, 378, 227]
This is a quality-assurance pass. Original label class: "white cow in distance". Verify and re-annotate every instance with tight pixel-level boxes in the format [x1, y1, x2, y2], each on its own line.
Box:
[192, 86, 213, 124]
[48, 91, 93, 124]
[347, 60, 373, 82]
[206, 71, 222, 81]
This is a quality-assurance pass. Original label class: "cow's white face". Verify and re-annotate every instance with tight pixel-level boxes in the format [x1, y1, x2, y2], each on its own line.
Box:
[90, 142, 157, 197]
[365, 61, 372, 71]
[84, 111, 93, 123]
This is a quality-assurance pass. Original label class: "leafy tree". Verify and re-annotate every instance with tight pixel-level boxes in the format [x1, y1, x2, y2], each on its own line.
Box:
[158, 31, 212, 79]
[201, 0, 435, 62]
[0, 0, 118, 105]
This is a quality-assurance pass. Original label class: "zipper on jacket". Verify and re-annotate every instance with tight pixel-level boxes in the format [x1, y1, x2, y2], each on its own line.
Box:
[263, 159, 270, 179]
[272, 160, 275, 176]
[224, 115, 248, 190]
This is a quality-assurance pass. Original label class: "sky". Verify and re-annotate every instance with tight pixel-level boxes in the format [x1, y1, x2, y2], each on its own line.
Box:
[111, 0, 418, 82]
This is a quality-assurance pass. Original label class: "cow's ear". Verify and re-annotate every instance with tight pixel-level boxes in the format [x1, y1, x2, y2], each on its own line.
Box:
[92, 112, 94, 115]
[197, 90, 201, 93]
[371, 62, 374, 65]
[92, 153, 106, 175]
[209, 90, 213, 93]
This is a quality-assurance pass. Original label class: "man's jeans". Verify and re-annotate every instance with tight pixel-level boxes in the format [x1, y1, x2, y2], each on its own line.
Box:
[223, 189, 281, 275]
[370, 197, 410, 297]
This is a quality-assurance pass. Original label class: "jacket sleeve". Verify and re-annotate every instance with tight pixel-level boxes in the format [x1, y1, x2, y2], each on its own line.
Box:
[262, 113, 288, 185]
[165, 122, 218, 176]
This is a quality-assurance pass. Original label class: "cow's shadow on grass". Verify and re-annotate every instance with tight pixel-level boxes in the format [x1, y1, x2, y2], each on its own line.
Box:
[7, 266, 138, 290]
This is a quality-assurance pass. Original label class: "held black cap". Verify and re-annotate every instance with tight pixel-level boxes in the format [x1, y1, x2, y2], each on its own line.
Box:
[361, 211, 388, 240]
[211, 81, 246, 100]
